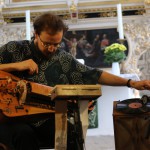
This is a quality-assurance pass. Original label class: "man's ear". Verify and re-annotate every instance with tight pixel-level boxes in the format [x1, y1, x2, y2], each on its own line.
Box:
[33, 32, 38, 43]
[34, 32, 38, 39]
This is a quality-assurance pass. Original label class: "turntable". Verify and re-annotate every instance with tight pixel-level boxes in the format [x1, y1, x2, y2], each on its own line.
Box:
[113, 95, 150, 150]
[115, 95, 150, 114]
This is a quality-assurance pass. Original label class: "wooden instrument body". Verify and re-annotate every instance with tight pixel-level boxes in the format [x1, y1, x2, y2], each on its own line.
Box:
[0, 70, 102, 118]
[0, 71, 54, 118]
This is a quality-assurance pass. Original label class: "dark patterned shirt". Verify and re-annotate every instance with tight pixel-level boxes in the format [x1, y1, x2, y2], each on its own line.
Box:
[0, 40, 103, 126]
[0, 40, 102, 86]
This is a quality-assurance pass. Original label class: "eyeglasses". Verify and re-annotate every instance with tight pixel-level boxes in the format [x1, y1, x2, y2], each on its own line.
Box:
[38, 35, 61, 49]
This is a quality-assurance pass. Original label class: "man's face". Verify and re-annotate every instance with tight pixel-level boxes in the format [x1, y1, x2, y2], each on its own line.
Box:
[35, 30, 63, 55]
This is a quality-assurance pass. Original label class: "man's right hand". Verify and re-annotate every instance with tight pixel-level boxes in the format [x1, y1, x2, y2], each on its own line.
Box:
[0, 59, 38, 75]
[16, 59, 38, 75]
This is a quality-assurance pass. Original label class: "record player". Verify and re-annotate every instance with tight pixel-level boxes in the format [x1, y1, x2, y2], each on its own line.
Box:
[113, 95, 150, 150]
[115, 95, 150, 114]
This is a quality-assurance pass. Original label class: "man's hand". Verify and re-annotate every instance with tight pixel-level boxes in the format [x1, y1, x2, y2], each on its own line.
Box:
[130, 80, 150, 90]
[98, 71, 150, 91]
[15, 59, 38, 75]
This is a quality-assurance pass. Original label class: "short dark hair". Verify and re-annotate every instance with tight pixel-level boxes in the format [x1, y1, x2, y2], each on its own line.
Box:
[33, 12, 68, 35]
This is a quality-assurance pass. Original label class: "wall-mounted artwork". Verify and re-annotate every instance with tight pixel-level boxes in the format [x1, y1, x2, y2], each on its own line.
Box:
[62, 28, 128, 68]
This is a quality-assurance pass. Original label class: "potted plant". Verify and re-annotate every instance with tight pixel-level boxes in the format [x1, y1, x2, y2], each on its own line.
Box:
[104, 43, 127, 64]
[104, 43, 127, 75]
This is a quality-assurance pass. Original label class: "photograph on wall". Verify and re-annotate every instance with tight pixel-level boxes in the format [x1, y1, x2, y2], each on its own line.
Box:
[62, 28, 128, 68]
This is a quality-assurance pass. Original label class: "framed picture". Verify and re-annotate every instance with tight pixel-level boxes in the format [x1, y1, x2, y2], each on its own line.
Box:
[62, 28, 128, 68]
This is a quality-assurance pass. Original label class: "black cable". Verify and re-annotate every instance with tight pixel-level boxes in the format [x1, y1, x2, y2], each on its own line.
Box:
[71, 100, 85, 150]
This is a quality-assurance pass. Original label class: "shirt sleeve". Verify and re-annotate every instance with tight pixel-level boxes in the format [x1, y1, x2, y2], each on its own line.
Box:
[0, 41, 19, 64]
[69, 57, 103, 84]
[0, 43, 11, 64]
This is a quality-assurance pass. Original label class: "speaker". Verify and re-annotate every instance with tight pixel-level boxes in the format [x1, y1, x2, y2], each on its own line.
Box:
[113, 101, 150, 150]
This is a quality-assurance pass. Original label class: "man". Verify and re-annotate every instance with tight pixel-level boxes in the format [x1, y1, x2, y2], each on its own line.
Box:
[0, 12, 150, 150]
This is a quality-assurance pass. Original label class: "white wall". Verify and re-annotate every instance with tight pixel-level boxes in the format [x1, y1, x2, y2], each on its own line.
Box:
[87, 85, 135, 136]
